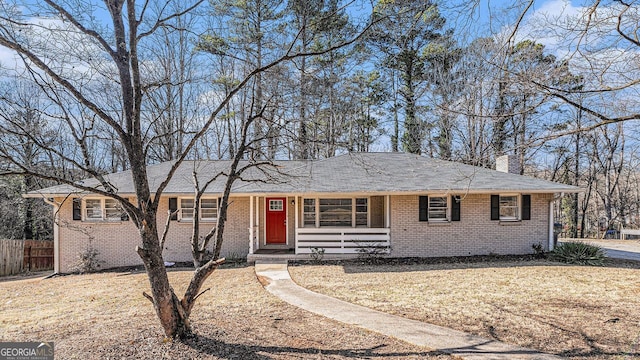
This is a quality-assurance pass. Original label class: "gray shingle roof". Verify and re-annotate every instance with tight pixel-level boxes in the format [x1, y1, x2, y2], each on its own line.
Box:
[26, 152, 580, 197]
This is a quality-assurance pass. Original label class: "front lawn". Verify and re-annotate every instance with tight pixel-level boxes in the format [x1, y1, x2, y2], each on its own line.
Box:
[289, 258, 640, 360]
[0, 266, 448, 359]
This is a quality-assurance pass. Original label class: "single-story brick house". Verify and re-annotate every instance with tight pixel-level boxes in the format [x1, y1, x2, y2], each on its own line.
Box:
[26, 152, 579, 273]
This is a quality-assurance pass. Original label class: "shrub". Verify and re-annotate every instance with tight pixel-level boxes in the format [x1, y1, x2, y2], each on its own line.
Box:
[550, 241, 607, 266]
[69, 247, 103, 274]
[532, 242, 545, 257]
[310, 247, 325, 262]
[355, 242, 390, 263]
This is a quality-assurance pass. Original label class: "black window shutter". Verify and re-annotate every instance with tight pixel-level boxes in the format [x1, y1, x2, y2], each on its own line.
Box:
[522, 194, 531, 220]
[419, 196, 428, 222]
[490, 195, 500, 220]
[72, 198, 82, 220]
[121, 198, 130, 221]
[451, 196, 461, 221]
[169, 197, 178, 220]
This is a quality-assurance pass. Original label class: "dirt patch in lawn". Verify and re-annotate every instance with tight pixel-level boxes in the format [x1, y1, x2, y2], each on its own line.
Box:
[289, 258, 640, 360]
[0, 266, 449, 359]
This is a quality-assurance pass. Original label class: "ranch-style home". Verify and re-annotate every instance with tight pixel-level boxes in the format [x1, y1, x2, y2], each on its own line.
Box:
[26, 152, 579, 273]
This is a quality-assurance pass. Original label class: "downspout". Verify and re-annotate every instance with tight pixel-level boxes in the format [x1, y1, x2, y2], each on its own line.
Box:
[42, 197, 60, 274]
[249, 195, 254, 255]
[549, 193, 564, 251]
[548, 200, 554, 251]
[294, 196, 299, 254]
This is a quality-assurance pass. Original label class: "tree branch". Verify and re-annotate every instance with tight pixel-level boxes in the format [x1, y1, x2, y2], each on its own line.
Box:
[137, 1, 205, 40]
[44, 0, 117, 58]
[152, 14, 377, 207]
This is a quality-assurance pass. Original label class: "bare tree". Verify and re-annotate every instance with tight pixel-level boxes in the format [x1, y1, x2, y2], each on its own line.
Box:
[0, 0, 372, 339]
[509, 1, 640, 129]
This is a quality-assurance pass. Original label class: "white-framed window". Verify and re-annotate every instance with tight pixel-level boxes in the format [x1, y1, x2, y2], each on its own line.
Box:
[179, 197, 218, 221]
[303, 197, 368, 227]
[319, 198, 352, 227]
[200, 198, 218, 220]
[179, 198, 195, 220]
[303, 198, 316, 227]
[355, 198, 368, 226]
[419, 195, 452, 222]
[499, 194, 519, 221]
[428, 196, 448, 221]
[83, 198, 124, 221]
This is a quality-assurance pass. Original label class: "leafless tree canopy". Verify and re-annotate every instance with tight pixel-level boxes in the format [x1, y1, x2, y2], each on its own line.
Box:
[1, 0, 640, 340]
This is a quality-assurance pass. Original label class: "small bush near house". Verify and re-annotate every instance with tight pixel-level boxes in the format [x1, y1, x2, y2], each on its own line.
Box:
[531, 242, 545, 257]
[224, 251, 247, 264]
[550, 241, 607, 266]
[310, 247, 325, 262]
[69, 247, 103, 274]
[355, 242, 390, 264]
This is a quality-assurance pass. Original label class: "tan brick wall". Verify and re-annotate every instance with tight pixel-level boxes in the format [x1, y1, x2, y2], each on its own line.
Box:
[389, 194, 552, 257]
[162, 196, 250, 261]
[55, 193, 554, 271]
[56, 196, 249, 273]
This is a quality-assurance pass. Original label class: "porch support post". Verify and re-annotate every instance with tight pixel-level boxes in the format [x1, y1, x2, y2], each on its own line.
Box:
[294, 195, 299, 254]
[249, 195, 254, 255]
[548, 199, 555, 251]
[255, 196, 260, 249]
[385, 195, 390, 228]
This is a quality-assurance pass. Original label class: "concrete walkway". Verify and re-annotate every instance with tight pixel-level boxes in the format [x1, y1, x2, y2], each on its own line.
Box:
[255, 261, 560, 360]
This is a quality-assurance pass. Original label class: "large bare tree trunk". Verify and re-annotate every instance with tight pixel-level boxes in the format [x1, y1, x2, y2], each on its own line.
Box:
[138, 227, 191, 338]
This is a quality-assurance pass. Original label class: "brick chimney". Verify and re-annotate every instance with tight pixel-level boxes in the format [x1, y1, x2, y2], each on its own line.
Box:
[496, 155, 521, 174]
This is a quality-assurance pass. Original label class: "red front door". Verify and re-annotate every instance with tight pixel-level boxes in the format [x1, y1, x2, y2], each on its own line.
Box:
[266, 197, 287, 244]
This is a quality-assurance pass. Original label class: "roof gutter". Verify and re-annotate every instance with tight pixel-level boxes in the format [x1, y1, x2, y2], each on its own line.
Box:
[24, 187, 583, 199]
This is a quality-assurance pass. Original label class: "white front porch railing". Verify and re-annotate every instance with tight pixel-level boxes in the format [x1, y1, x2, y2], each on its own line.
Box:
[296, 228, 390, 254]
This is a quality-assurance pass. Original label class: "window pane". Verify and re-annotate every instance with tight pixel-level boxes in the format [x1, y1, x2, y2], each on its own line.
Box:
[319, 198, 352, 227]
[500, 196, 517, 207]
[429, 197, 447, 208]
[200, 199, 217, 219]
[85, 199, 102, 219]
[429, 208, 447, 219]
[303, 199, 315, 226]
[500, 207, 518, 218]
[428, 196, 448, 220]
[355, 214, 367, 226]
[201, 199, 217, 208]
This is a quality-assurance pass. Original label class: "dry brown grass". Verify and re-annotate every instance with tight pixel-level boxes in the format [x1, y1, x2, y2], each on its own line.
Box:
[289, 259, 640, 360]
[0, 265, 449, 359]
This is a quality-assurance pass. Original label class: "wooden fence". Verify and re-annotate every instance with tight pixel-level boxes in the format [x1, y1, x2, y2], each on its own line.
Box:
[23, 240, 54, 272]
[1, 239, 23, 276]
[0, 239, 54, 276]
